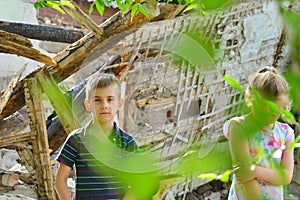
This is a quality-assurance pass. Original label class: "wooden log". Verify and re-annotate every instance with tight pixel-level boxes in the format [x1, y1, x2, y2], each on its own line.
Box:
[0, 20, 84, 44]
[0, 3, 181, 122]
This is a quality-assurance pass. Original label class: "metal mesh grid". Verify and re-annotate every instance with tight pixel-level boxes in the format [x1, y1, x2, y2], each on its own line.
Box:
[103, 0, 289, 195]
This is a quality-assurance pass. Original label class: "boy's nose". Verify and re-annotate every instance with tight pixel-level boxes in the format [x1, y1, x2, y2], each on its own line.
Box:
[101, 100, 109, 108]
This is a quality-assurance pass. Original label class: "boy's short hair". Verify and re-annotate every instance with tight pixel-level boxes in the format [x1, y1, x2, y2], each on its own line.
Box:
[85, 73, 121, 100]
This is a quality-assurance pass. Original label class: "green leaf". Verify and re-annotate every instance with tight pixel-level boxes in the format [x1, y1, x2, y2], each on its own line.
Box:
[183, 1, 198, 13]
[116, 0, 126, 12]
[198, 173, 217, 181]
[95, 0, 105, 16]
[217, 169, 233, 182]
[285, 72, 300, 110]
[88, 2, 95, 15]
[290, 135, 300, 149]
[252, 148, 265, 164]
[34, 0, 73, 13]
[138, 4, 150, 19]
[281, 109, 297, 124]
[125, 0, 133, 12]
[222, 75, 244, 92]
[198, 170, 232, 182]
[58, 0, 74, 8]
[34, 3, 41, 9]
[105, 0, 111, 7]
[46, 1, 66, 14]
[34, 1, 47, 9]
[130, 4, 139, 21]
[264, 100, 280, 115]
[295, 136, 300, 144]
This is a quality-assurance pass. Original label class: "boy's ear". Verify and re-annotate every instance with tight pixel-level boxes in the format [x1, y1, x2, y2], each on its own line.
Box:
[84, 99, 91, 112]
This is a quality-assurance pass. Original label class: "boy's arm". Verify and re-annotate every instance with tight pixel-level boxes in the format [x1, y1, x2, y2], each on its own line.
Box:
[228, 121, 263, 199]
[55, 162, 73, 200]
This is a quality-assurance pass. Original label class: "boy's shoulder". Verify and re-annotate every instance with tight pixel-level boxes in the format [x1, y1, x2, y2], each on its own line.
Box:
[71, 120, 94, 136]
[66, 126, 86, 142]
[118, 127, 135, 141]
[70, 126, 85, 136]
[115, 125, 138, 150]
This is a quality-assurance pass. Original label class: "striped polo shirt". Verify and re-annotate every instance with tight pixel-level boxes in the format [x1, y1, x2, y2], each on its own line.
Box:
[57, 121, 138, 200]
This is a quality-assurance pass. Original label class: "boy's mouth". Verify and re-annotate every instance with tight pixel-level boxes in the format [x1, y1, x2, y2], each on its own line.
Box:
[100, 112, 110, 114]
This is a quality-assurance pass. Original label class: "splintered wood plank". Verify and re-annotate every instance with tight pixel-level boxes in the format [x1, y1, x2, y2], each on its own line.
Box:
[16, 145, 36, 177]
[0, 30, 57, 66]
[0, 64, 26, 114]
[0, 112, 28, 137]
[24, 78, 56, 200]
[0, 29, 32, 47]
[0, 131, 35, 147]
[63, 2, 104, 40]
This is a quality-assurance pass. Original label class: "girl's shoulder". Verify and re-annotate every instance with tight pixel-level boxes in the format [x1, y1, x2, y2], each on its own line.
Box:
[223, 116, 246, 139]
[275, 121, 295, 141]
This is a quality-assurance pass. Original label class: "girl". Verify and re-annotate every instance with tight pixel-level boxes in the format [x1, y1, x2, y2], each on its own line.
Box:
[223, 66, 295, 199]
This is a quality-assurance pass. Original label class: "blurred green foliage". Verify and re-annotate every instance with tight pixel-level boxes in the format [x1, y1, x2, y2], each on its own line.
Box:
[33, 0, 300, 198]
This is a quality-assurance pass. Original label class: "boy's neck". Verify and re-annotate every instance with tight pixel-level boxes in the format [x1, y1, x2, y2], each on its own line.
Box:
[91, 120, 114, 137]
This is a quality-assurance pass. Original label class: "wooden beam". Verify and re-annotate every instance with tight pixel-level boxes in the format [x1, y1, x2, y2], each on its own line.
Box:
[24, 78, 56, 200]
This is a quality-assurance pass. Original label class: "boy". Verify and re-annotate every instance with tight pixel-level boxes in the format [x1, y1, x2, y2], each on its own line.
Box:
[55, 73, 138, 200]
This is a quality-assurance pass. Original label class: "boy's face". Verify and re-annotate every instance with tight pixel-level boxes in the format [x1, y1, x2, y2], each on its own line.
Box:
[84, 85, 123, 126]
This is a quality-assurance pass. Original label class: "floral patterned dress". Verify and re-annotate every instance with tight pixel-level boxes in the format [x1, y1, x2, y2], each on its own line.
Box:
[223, 116, 294, 200]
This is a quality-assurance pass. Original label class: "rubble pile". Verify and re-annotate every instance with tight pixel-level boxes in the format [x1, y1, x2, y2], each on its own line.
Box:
[184, 180, 230, 200]
[0, 148, 37, 199]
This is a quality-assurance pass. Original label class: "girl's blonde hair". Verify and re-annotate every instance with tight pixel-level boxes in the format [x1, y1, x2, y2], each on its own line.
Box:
[245, 66, 291, 110]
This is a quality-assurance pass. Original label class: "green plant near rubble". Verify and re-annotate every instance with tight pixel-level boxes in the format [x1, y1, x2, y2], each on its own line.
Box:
[33, 0, 300, 194]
